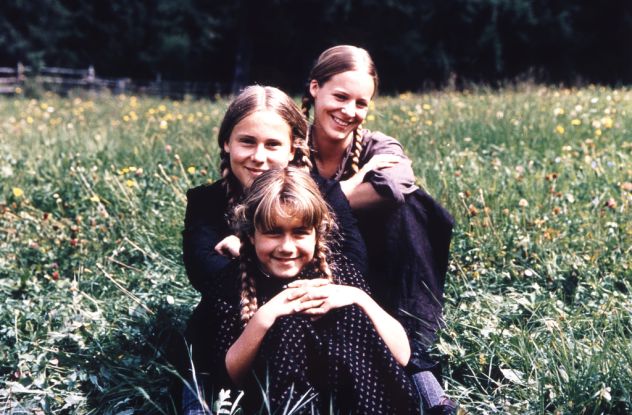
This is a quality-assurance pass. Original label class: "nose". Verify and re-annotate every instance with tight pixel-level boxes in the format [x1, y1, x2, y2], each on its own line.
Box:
[278, 235, 296, 253]
[341, 101, 356, 117]
[251, 144, 266, 163]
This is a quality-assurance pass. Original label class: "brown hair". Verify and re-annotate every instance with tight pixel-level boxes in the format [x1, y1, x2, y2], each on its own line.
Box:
[232, 167, 336, 325]
[302, 45, 379, 175]
[218, 85, 312, 206]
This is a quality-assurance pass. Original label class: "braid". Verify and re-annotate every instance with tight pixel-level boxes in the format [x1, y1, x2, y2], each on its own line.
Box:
[301, 93, 312, 121]
[315, 239, 333, 283]
[293, 136, 313, 172]
[239, 259, 258, 326]
[219, 151, 240, 208]
[349, 126, 364, 175]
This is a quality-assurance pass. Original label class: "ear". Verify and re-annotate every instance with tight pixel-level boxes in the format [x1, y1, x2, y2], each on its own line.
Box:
[223, 141, 230, 154]
[288, 143, 296, 163]
[309, 80, 319, 99]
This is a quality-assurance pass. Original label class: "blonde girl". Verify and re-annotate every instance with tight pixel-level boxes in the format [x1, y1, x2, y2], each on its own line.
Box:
[302, 45, 457, 413]
[185, 167, 420, 414]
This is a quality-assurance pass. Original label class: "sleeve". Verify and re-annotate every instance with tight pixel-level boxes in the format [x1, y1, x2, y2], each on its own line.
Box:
[361, 131, 417, 205]
[331, 255, 371, 295]
[182, 184, 232, 293]
[313, 174, 368, 276]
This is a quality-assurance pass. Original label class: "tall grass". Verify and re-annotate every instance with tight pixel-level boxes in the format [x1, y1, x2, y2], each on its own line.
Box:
[0, 86, 630, 414]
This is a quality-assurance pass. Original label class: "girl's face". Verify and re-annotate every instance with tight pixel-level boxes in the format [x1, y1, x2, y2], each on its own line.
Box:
[252, 214, 316, 279]
[309, 70, 375, 145]
[224, 110, 295, 188]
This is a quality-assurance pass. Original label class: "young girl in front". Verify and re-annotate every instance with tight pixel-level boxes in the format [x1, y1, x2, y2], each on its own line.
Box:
[302, 45, 457, 414]
[185, 167, 420, 414]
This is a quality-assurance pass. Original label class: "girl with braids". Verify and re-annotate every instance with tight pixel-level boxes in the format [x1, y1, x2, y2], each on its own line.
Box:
[303, 45, 457, 414]
[185, 167, 421, 414]
[182, 85, 366, 296]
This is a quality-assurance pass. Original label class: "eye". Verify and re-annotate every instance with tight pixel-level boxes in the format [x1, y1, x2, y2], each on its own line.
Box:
[356, 100, 369, 109]
[238, 136, 256, 145]
[334, 93, 347, 101]
[293, 227, 313, 236]
[265, 139, 284, 149]
[262, 226, 283, 236]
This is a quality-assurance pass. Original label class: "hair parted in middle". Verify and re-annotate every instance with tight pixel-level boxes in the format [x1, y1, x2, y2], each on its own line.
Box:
[217, 85, 312, 206]
[231, 167, 337, 325]
[302, 45, 379, 176]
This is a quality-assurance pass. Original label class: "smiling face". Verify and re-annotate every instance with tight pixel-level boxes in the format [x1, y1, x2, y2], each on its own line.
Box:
[252, 212, 316, 279]
[223, 110, 295, 188]
[309, 70, 375, 146]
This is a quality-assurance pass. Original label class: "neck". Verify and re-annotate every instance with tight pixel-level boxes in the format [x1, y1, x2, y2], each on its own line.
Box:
[311, 125, 354, 177]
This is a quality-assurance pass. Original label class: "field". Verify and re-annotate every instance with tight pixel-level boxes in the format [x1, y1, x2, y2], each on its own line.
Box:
[0, 85, 630, 414]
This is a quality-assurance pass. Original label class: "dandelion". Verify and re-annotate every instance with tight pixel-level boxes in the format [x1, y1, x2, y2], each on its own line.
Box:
[187, 166, 196, 175]
[12, 187, 24, 198]
[126, 179, 136, 188]
[601, 116, 613, 128]
[571, 119, 581, 126]
[159, 120, 168, 130]
[553, 107, 564, 116]
[555, 125, 565, 134]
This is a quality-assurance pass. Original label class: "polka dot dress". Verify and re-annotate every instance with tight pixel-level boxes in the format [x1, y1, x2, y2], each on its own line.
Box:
[186, 258, 421, 414]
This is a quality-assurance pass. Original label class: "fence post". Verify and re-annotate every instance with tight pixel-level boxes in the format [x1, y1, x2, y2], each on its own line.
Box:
[17, 62, 25, 81]
[87, 65, 95, 87]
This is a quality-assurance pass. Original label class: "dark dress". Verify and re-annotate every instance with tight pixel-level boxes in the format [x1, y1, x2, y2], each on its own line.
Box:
[185, 257, 421, 415]
[312, 129, 455, 372]
[182, 173, 368, 295]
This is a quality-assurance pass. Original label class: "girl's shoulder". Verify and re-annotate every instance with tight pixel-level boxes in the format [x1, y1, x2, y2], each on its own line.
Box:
[186, 180, 226, 202]
[359, 129, 407, 159]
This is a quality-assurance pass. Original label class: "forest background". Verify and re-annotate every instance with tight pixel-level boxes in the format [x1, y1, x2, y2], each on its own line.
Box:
[1, 0, 631, 93]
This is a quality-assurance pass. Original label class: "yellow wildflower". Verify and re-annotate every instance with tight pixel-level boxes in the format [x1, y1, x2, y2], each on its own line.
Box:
[187, 166, 196, 174]
[601, 116, 613, 129]
[555, 125, 565, 134]
[366, 114, 375, 122]
[126, 179, 136, 188]
[159, 120, 168, 130]
[12, 187, 24, 198]
[571, 119, 581, 126]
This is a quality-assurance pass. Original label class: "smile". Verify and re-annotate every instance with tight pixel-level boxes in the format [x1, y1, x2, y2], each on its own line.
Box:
[246, 167, 266, 175]
[332, 115, 352, 127]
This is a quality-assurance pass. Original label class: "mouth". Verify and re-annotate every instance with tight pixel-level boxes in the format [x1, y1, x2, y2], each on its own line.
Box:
[271, 256, 300, 263]
[245, 167, 266, 175]
[331, 115, 352, 128]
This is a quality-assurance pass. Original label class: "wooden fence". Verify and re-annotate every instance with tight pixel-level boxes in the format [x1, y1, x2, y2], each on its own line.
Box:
[0, 64, 220, 98]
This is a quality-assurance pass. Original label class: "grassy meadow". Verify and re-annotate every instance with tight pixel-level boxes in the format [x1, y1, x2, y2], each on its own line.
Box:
[0, 86, 630, 414]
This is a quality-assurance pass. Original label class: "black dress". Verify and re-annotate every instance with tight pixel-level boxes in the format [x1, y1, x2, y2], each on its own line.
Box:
[182, 173, 368, 295]
[185, 257, 421, 415]
[312, 129, 455, 373]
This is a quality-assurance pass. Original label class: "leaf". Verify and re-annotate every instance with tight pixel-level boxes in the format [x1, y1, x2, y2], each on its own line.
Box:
[500, 368, 524, 385]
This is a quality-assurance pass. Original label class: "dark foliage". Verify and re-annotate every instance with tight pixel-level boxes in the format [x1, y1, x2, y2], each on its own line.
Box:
[0, 0, 630, 92]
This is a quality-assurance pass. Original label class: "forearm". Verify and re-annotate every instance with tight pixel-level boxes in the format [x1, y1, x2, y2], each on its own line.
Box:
[342, 182, 389, 210]
[225, 311, 274, 385]
[353, 289, 411, 366]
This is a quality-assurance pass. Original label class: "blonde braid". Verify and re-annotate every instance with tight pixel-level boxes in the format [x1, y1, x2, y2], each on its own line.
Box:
[349, 126, 364, 174]
[239, 259, 258, 326]
[293, 136, 313, 172]
[315, 239, 334, 283]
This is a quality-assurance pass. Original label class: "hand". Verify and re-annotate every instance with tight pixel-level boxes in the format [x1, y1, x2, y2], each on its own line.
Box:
[214, 235, 241, 258]
[256, 287, 328, 327]
[298, 284, 362, 318]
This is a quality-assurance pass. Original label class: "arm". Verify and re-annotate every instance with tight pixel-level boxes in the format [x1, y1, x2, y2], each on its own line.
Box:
[182, 184, 231, 293]
[342, 132, 417, 209]
[224, 287, 324, 385]
[300, 284, 411, 366]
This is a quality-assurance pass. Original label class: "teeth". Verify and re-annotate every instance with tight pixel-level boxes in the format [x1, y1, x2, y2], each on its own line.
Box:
[332, 116, 350, 127]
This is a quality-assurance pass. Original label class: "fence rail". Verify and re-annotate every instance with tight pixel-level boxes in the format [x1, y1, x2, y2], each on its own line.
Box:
[0, 63, 219, 98]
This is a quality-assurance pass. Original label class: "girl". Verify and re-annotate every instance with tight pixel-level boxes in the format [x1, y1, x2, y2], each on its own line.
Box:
[186, 167, 421, 414]
[302, 45, 457, 414]
[182, 85, 366, 295]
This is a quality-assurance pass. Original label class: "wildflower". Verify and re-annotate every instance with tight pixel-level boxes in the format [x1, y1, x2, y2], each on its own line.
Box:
[621, 182, 632, 192]
[52, 271, 59, 280]
[595, 129, 602, 137]
[468, 204, 478, 216]
[90, 195, 100, 203]
[594, 385, 612, 401]
[555, 125, 565, 134]
[366, 114, 375, 121]
[69, 238, 78, 247]
[165, 144, 172, 153]
[571, 119, 581, 126]
[422, 104, 431, 110]
[159, 120, 168, 130]
[605, 198, 617, 209]
[126, 179, 136, 188]
[519, 198, 529, 207]
[601, 116, 613, 128]
[553, 107, 564, 116]
[12, 187, 24, 198]
[187, 166, 196, 174]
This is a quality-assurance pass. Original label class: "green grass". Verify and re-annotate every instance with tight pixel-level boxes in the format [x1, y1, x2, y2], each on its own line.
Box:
[1, 85, 630, 414]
